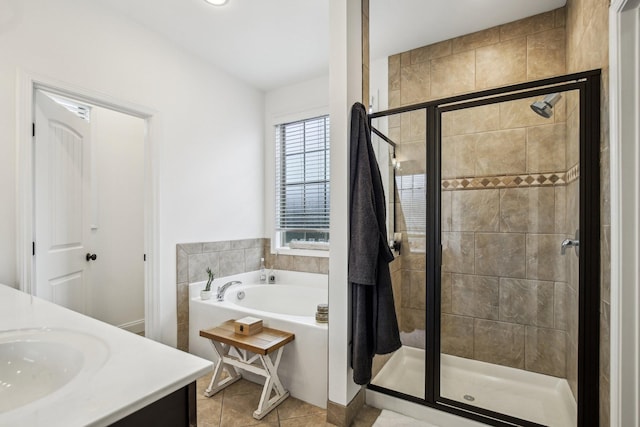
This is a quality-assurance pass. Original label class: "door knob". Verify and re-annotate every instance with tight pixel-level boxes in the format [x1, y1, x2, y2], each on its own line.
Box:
[86, 253, 97, 261]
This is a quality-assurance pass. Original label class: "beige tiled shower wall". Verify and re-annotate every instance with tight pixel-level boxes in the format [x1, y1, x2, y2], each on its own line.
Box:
[554, 86, 582, 402]
[389, 9, 567, 109]
[437, 98, 575, 380]
[388, 9, 575, 379]
[565, 0, 610, 424]
[176, 238, 329, 351]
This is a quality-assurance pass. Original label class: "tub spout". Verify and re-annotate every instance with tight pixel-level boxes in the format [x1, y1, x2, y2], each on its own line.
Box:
[216, 281, 242, 301]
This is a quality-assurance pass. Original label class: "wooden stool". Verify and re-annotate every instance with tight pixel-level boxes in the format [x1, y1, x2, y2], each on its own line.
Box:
[199, 320, 295, 420]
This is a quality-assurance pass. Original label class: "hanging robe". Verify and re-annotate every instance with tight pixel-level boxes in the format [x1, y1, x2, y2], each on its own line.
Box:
[348, 102, 402, 385]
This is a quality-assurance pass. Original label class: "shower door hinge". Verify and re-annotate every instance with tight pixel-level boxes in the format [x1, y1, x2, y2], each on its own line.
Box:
[143, 254, 146, 262]
[440, 244, 443, 266]
[32, 241, 35, 256]
[32, 123, 35, 137]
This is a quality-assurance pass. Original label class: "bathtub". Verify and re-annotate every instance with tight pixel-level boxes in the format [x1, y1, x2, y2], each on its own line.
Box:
[189, 270, 328, 408]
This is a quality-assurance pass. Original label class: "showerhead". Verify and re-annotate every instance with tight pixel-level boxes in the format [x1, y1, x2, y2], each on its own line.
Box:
[530, 93, 562, 118]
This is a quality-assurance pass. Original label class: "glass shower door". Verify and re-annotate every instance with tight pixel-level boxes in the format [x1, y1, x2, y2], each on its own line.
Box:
[369, 109, 428, 400]
[438, 89, 581, 426]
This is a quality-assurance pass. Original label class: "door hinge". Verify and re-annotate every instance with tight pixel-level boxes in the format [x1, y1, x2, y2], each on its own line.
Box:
[32, 241, 35, 256]
[32, 123, 35, 137]
[143, 254, 146, 262]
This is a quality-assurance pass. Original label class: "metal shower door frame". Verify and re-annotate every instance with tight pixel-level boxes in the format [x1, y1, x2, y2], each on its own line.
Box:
[368, 69, 602, 427]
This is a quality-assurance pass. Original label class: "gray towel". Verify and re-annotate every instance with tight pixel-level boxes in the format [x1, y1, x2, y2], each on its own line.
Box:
[349, 102, 401, 385]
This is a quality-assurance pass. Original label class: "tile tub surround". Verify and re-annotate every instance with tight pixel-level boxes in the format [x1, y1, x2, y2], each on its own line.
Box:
[176, 238, 329, 351]
[0, 284, 212, 427]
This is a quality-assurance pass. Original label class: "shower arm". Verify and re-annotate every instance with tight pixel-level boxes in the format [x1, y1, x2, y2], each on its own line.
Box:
[371, 126, 397, 147]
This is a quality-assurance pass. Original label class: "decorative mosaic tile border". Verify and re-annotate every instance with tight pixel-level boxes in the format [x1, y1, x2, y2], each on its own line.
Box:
[441, 168, 580, 191]
[566, 163, 580, 184]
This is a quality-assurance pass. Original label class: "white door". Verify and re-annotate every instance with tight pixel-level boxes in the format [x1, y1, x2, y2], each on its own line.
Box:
[34, 90, 93, 314]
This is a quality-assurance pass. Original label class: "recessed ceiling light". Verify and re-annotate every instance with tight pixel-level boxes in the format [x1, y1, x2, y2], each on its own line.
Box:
[204, 0, 228, 5]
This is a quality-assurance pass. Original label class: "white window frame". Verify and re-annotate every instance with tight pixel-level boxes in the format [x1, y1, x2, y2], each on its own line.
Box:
[267, 108, 330, 258]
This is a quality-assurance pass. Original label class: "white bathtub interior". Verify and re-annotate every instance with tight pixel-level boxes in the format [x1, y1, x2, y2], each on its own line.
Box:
[227, 284, 325, 318]
[189, 270, 328, 408]
[371, 346, 577, 427]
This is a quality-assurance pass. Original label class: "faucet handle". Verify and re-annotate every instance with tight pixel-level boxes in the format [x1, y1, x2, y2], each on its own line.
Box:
[560, 229, 580, 257]
[560, 232, 580, 256]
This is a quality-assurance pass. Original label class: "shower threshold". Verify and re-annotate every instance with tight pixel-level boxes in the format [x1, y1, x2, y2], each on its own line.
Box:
[370, 346, 576, 426]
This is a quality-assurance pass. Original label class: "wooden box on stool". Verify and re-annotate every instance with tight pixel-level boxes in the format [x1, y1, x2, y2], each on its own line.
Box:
[234, 316, 263, 336]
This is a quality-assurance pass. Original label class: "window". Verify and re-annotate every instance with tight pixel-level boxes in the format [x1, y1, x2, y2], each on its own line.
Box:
[275, 115, 330, 250]
[45, 92, 91, 121]
[396, 174, 426, 253]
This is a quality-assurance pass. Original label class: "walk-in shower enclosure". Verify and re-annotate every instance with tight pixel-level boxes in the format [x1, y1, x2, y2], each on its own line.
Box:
[368, 70, 601, 427]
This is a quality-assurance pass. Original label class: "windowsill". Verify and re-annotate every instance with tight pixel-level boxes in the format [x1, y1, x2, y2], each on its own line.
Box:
[289, 241, 330, 251]
[271, 247, 330, 258]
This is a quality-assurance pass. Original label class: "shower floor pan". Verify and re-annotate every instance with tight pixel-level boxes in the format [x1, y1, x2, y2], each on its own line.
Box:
[371, 346, 576, 426]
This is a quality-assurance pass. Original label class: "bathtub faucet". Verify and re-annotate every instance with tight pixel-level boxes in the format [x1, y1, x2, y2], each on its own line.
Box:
[216, 281, 242, 301]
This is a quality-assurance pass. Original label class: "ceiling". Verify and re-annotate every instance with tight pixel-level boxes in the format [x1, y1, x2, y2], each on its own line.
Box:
[94, 0, 566, 92]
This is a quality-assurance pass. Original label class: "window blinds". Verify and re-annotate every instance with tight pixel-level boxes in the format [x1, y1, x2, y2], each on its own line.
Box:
[275, 116, 330, 236]
[46, 92, 91, 122]
[396, 174, 426, 235]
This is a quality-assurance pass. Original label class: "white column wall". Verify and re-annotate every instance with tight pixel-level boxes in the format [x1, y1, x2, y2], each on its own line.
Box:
[328, 0, 363, 407]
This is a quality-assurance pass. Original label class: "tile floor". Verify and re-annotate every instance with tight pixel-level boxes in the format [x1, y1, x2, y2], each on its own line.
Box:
[196, 375, 381, 427]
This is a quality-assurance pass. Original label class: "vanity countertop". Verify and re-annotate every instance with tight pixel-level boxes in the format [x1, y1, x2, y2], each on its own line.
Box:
[0, 284, 212, 427]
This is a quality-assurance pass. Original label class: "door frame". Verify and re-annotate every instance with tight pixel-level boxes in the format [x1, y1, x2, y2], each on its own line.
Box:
[610, 0, 640, 425]
[15, 70, 162, 341]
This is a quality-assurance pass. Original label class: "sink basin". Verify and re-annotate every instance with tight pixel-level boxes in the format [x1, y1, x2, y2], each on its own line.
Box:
[0, 328, 109, 412]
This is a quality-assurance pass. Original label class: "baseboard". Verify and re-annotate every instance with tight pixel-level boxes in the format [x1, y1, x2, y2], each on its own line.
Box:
[327, 387, 365, 426]
[119, 319, 145, 334]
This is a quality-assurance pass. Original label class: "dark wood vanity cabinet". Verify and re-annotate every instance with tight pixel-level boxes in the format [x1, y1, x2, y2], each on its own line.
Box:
[110, 381, 197, 427]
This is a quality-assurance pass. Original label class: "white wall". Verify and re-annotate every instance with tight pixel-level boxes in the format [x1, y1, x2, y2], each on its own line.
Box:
[610, 1, 640, 424]
[0, 0, 264, 345]
[265, 75, 330, 118]
[91, 107, 145, 331]
[328, 0, 363, 407]
[263, 75, 330, 245]
[370, 57, 389, 114]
